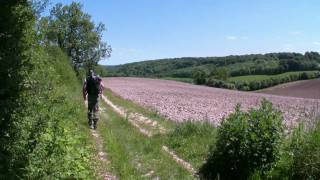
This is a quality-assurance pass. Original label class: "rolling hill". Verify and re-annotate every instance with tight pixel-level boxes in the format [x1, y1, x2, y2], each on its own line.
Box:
[103, 52, 320, 78]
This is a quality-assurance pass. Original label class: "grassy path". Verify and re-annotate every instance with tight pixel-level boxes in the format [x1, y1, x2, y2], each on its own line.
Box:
[101, 94, 198, 176]
[90, 129, 118, 180]
[98, 100, 194, 179]
[85, 102, 118, 180]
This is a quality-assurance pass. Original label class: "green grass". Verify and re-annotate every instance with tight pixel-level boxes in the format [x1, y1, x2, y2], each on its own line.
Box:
[165, 121, 217, 169]
[160, 77, 194, 84]
[98, 101, 194, 179]
[228, 71, 319, 82]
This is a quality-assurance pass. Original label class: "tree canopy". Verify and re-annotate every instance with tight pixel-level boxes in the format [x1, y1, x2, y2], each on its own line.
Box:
[40, 2, 111, 73]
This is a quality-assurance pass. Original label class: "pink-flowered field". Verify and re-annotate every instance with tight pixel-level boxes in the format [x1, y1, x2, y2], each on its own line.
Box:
[104, 77, 320, 127]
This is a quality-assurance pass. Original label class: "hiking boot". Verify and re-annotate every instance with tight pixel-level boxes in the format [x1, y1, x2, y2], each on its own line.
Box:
[90, 124, 94, 129]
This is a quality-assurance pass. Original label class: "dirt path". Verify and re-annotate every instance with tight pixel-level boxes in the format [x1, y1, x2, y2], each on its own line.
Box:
[101, 95, 197, 178]
[90, 129, 118, 180]
[85, 101, 117, 180]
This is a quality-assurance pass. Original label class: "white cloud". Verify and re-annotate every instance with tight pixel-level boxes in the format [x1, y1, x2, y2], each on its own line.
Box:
[226, 36, 237, 40]
[282, 43, 294, 51]
[289, 31, 301, 35]
[313, 41, 320, 46]
[226, 36, 248, 41]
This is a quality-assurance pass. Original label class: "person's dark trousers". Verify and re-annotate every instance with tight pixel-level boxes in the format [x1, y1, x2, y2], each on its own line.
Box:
[88, 95, 100, 129]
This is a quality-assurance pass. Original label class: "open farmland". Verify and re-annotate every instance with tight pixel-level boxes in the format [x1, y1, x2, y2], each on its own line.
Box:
[104, 77, 320, 127]
[258, 78, 320, 99]
[228, 71, 319, 82]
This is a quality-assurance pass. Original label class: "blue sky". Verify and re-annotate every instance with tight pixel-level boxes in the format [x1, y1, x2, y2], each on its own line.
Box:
[49, 0, 320, 65]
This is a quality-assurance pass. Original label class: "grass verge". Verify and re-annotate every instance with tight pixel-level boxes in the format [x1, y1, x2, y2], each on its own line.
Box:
[165, 121, 217, 169]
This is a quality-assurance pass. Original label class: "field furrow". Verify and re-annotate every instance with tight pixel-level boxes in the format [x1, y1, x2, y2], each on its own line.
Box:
[104, 77, 320, 127]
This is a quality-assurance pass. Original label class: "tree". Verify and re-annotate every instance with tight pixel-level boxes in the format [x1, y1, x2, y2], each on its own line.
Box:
[42, 2, 111, 73]
[192, 69, 207, 84]
[214, 67, 229, 81]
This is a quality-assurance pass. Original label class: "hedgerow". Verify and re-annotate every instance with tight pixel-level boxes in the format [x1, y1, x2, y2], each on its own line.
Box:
[0, 1, 96, 178]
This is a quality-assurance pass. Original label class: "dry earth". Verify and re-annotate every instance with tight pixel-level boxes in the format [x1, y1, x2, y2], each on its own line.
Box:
[104, 77, 320, 127]
[258, 78, 320, 99]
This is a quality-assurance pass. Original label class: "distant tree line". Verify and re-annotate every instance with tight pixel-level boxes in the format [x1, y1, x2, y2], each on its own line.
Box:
[199, 71, 319, 91]
[105, 52, 320, 78]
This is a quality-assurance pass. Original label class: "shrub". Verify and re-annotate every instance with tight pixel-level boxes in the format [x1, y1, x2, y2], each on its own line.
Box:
[206, 77, 235, 89]
[192, 69, 207, 84]
[199, 100, 284, 179]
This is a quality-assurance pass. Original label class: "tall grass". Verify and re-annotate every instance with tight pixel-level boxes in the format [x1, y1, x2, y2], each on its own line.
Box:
[268, 105, 320, 179]
[166, 121, 217, 169]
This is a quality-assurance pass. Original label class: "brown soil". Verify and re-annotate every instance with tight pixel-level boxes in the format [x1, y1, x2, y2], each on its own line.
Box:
[258, 79, 320, 99]
[104, 77, 320, 127]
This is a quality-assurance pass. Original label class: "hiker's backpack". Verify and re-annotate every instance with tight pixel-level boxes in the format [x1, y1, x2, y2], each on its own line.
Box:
[86, 75, 101, 96]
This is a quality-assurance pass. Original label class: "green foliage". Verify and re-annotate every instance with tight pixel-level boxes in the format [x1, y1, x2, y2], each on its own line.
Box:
[229, 71, 320, 91]
[94, 65, 109, 77]
[269, 120, 320, 179]
[104, 52, 320, 78]
[211, 67, 230, 81]
[40, 2, 111, 72]
[0, 1, 96, 177]
[199, 100, 284, 179]
[289, 121, 320, 179]
[192, 69, 207, 84]
[206, 77, 235, 89]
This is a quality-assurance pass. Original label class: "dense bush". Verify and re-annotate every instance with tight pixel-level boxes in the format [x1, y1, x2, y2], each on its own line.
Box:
[199, 100, 284, 179]
[206, 78, 235, 89]
[192, 69, 207, 84]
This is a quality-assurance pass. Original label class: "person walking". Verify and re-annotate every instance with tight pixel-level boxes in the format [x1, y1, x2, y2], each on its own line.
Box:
[83, 70, 105, 130]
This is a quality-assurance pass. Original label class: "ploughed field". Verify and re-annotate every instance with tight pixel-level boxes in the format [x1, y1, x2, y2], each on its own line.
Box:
[104, 77, 320, 127]
[258, 78, 320, 99]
